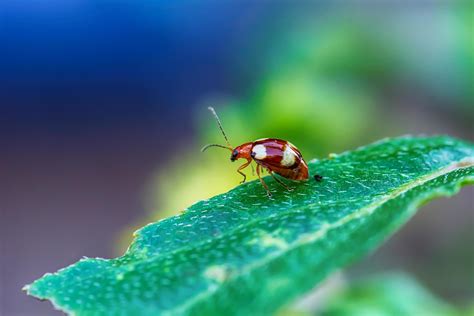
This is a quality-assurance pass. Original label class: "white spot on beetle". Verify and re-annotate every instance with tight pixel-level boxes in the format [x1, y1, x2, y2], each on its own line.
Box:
[252, 144, 267, 160]
[281, 145, 296, 166]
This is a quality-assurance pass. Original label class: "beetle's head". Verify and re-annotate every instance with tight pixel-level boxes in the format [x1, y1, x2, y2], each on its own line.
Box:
[230, 149, 239, 162]
[229, 143, 253, 162]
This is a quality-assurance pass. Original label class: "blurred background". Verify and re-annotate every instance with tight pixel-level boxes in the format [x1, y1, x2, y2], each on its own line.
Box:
[1, 1, 473, 315]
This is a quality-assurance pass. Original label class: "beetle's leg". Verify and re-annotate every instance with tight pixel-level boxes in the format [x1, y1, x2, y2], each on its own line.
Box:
[251, 163, 255, 176]
[256, 164, 272, 197]
[269, 171, 293, 191]
[237, 159, 251, 184]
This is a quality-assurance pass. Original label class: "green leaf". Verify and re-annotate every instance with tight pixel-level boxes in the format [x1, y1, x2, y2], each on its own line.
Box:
[24, 136, 474, 315]
[319, 273, 460, 316]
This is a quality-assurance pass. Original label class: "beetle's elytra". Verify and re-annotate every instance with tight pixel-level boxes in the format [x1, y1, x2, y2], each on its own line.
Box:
[202, 107, 314, 197]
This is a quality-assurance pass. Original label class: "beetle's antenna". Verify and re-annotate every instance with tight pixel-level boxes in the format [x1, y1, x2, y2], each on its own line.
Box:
[208, 106, 231, 147]
[201, 143, 232, 152]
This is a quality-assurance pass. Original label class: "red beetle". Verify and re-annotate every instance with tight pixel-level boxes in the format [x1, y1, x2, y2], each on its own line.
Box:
[202, 107, 310, 196]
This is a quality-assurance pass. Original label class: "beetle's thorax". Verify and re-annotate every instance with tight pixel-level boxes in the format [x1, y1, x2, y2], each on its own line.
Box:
[231, 142, 253, 161]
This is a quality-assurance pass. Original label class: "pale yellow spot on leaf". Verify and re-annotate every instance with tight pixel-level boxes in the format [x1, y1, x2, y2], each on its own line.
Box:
[204, 265, 229, 283]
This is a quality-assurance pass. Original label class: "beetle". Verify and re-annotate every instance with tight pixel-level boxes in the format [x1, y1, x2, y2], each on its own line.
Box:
[202, 107, 310, 197]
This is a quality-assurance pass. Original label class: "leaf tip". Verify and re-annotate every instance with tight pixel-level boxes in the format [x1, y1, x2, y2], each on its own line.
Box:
[22, 284, 30, 293]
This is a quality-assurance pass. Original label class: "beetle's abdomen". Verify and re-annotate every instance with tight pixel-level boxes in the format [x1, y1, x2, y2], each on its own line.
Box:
[251, 138, 309, 180]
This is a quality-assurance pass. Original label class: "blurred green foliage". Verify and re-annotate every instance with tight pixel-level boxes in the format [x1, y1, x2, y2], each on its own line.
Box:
[318, 273, 462, 316]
